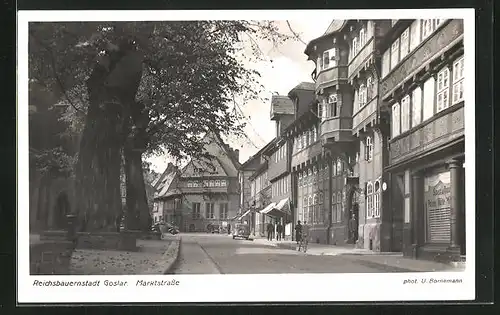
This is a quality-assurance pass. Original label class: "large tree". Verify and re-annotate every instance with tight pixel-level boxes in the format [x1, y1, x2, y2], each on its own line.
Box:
[29, 21, 294, 232]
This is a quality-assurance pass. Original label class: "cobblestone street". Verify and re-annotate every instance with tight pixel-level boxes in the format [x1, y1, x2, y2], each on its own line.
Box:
[169, 233, 449, 274]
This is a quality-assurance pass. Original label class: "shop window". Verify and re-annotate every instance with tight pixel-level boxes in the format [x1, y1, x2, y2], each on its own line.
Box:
[436, 67, 450, 113]
[424, 171, 451, 243]
[452, 56, 464, 104]
[366, 182, 374, 218]
[365, 136, 373, 162]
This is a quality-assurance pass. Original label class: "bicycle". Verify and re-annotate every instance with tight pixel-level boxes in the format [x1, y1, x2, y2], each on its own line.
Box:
[297, 233, 309, 253]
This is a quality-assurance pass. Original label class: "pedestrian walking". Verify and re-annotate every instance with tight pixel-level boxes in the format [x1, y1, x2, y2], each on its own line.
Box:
[276, 222, 283, 241]
[294, 220, 302, 244]
[298, 220, 310, 252]
[266, 222, 274, 241]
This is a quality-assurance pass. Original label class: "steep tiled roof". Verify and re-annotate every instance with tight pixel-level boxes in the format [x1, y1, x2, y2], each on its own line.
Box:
[290, 82, 315, 92]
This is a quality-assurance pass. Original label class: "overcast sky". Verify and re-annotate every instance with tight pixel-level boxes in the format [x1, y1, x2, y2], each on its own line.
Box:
[147, 19, 333, 173]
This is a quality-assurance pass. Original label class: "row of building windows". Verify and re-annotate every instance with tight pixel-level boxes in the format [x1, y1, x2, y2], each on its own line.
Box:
[354, 76, 376, 113]
[350, 24, 370, 61]
[301, 193, 325, 224]
[294, 126, 319, 152]
[391, 56, 464, 138]
[186, 179, 228, 188]
[274, 143, 287, 163]
[272, 175, 289, 198]
[191, 202, 229, 220]
[250, 171, 269, 197]
[382, 19, 448, 78]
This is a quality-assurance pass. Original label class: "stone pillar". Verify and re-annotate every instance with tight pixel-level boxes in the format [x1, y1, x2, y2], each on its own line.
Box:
[411, 172, 424, 257]
[447, 159, 464, 249]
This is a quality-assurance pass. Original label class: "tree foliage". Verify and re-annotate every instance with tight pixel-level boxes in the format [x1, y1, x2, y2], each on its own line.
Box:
[29, 21, 294, 163]
[28, 20, 296, 231]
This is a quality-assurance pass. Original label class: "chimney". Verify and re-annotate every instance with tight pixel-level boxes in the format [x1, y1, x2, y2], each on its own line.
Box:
[234, 149, 240, 162]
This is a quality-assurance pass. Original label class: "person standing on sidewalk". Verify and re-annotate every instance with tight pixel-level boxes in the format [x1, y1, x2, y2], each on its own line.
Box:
[294, 220, 302, 244]
[266, 222, 274, 241]
[276, 222, 283, 241]
[348, 213, 358, 243]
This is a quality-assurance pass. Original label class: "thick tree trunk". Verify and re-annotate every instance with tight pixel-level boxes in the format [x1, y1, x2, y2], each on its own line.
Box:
[74, 65, 125, 232]
[124, 98, 151, 232]
[124, 147, 150, 231]
[74, 44, 144, 233]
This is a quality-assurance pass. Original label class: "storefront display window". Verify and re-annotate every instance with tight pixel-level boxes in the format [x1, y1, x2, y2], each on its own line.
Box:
[424, 170, 451, 243]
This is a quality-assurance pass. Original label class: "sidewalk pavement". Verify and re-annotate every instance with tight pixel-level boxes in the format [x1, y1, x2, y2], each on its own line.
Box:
[250, 237, 465, 272]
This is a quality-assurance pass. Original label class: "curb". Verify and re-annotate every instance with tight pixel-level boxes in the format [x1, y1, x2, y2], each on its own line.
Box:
[142, 235, 182, 275]
[163, 235, 182, 274]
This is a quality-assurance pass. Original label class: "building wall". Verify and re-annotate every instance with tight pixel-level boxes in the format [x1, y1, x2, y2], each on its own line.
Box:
[170, 193, 239, 232]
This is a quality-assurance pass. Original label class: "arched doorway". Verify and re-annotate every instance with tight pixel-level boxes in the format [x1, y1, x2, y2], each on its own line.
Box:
[54, 191, 70, 229]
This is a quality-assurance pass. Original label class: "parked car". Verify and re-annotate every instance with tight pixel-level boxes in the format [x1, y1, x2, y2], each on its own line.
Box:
[232, 223, 250, 240]
[164, 222, 179, 235]
[211, 225, 221, 234]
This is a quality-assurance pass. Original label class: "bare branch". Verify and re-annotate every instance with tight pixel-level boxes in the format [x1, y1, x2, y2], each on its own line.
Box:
[286, 20, 307, 45]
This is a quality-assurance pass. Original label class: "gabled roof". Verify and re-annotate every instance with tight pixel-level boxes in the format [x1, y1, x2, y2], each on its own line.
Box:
[304, 20, 348, 56]
[240, 137, 278, 169]
[180, 156, 228, 177]
[155, 170, 178, 199]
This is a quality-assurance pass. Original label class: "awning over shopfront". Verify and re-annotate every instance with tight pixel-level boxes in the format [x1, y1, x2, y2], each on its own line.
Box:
[232, 209, 251, 221]
[263, 198, 291, 218]
[259, 202, 277, 215]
